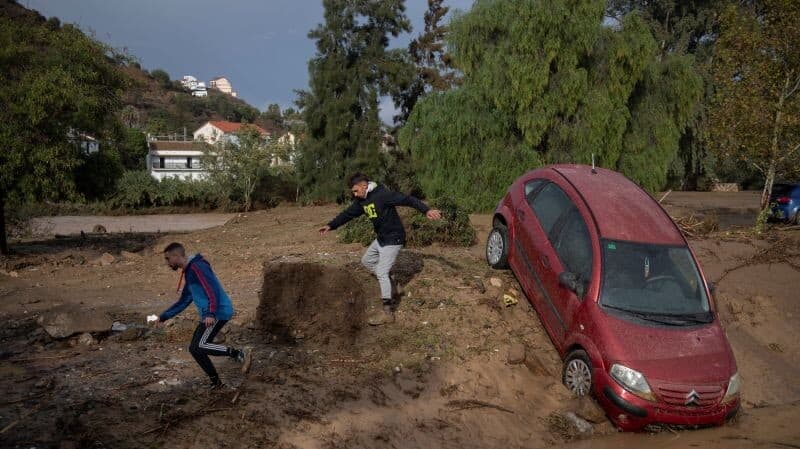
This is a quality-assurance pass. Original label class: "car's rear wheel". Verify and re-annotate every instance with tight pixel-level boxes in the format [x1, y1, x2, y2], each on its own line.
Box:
[563, 349, 593, 397]
[486, 223, 509, 269]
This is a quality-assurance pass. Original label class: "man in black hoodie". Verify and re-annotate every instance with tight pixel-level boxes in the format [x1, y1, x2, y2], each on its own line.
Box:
[319, 172, 441, 325]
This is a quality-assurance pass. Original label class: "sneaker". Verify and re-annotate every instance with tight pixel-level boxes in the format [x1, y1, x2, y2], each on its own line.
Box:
[236, 347, 253, 374]
[368, 305, 395, 326]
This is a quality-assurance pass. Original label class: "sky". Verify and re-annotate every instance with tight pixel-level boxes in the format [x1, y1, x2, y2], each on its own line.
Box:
[24, 0, 475, 123]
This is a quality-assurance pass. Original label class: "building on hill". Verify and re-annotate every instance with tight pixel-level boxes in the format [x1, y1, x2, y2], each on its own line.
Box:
[146, 139, 207, 181]
[181, 75, 208, 97]
[209, 76, 237, 97]
[193, 120, 269, 144]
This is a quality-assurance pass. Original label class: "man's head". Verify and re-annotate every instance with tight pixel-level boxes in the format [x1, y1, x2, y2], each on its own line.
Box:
[348, 172, 370, 199]
[163, 242, 187, 271]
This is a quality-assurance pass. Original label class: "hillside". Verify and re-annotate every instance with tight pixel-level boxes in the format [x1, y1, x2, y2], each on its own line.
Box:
[1, 0, 275, 136]
[119, 65, 277, 135]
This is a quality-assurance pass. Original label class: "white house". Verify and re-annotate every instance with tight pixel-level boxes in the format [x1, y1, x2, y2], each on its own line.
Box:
[146, 140, 207, 181]
[180, 75, 198, 90]
[193, 121, 269, 144]
[181, 75, 208, 97]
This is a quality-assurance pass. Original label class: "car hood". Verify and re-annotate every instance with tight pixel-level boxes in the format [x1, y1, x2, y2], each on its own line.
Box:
[599, 311, 736, 384]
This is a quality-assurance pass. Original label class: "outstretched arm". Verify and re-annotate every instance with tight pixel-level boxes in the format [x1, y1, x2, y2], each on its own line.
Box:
[385, 192, 442, 220]
[321, 201, 364, 234]
[158, 287, 192, 322]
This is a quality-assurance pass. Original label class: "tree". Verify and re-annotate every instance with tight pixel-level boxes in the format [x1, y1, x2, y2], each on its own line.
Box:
[607, 1, 724, 190]
[710, 0, 800, 211]
[398, 0, 457, 122]
[296, 0, 413, 202]
[116, 128, 149, 170]
[0, 13, 127, 253]
[150, 68, 172, 89]
[263, 103, 283, 126]
[399, 0, 702, 211]
[202, 127, 272, 211]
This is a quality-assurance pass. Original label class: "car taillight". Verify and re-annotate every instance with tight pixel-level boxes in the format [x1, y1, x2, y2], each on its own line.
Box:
[776, 196, 791, 204]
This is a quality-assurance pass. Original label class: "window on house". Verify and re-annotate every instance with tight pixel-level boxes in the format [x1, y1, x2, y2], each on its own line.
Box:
[159, 157, 165, 169]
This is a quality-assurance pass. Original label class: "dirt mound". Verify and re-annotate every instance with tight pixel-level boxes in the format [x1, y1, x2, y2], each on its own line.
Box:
[256, 262, 369, 347]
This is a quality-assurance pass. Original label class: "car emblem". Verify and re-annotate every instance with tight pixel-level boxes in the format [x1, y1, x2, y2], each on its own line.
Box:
[685, 389, 700, 406]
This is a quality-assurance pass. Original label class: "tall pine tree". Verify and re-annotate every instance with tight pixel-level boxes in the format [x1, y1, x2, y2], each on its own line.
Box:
[397, 0, 457, 122]
[296, 0, 412, 202]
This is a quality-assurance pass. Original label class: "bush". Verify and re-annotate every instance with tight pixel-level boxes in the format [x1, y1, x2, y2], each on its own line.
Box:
[337, 197, 476, 248]
[112, 171, 223, 210]
[405, 197, 476, 247]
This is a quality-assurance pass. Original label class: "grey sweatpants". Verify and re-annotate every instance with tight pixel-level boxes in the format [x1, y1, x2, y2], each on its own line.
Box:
[361, 239, 402, 303]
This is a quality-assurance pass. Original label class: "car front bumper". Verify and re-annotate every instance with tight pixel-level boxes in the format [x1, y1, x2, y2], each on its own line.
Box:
[594, 371, 740, 431]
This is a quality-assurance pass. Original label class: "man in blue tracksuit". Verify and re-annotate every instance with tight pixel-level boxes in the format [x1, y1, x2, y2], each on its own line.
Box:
[156, 242, 251, 389]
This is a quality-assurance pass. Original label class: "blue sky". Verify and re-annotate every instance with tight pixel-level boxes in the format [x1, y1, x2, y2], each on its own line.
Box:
[25, 0, 474, 122]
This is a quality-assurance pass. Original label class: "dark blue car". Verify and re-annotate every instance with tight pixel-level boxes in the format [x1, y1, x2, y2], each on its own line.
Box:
[770, 184, 800, 223]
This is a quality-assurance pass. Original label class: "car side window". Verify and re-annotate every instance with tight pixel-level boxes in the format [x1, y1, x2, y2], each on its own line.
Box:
[553, 208, 593, 295]
[524, 179, 546, 205]
[530, 183, 573, 236]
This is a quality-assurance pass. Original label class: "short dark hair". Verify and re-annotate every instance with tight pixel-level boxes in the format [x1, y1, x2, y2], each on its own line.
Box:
[163, 242, 185, 255]
[347, 172, 369, 188]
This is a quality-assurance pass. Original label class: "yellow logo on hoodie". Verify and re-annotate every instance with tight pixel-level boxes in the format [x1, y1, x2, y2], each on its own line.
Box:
[363, 203, 377, 219]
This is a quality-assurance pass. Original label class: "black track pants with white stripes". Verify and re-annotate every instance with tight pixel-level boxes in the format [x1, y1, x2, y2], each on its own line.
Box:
[188, 319, 238, 383]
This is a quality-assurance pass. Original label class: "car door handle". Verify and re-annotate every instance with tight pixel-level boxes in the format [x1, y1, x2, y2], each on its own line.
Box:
[540, 254, 550, 268]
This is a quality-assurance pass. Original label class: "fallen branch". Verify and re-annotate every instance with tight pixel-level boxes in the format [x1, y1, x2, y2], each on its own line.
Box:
[446, 399, 514, 414]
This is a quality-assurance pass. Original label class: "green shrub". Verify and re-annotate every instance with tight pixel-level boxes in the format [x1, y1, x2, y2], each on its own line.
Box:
[113, 170, 159, 208]
[112, 171, 223, 210]
[337, 214, 375, 246]
[406, 197, 476, 247]
[337, 197, 476, 248]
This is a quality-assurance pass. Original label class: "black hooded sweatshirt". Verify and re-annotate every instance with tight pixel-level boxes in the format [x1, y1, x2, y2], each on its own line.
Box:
[327, 184, 430, 246]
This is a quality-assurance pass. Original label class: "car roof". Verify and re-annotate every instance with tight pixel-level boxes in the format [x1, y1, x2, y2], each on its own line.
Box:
[547, 164, 685, 246]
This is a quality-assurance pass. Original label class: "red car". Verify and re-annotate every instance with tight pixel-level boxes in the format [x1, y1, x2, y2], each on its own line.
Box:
[486, 164, 740, 431]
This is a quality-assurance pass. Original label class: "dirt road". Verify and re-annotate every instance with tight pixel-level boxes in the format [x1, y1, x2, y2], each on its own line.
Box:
[0, 204, 798, 448]
[28, 213, 236, 236]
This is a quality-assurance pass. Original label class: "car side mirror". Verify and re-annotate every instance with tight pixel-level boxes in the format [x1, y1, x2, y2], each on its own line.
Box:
[559, 271, 585, 298]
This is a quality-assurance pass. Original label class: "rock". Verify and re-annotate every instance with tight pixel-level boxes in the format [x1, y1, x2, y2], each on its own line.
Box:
[37, 307, 112, 339]
[507, 343, 527, 365]
[118, 327, 145, 341]
[9, 271, 19, 278]
[76, 332, 96, 346]
[92, 253, 115, 266]
[92, 224, 107, 233]
[120, 250, 141, 260]
[488, 277, 503, 288]
[563, 411, 593, 436]
[111, 321, 128, 332]
[569, 397, 607, 424]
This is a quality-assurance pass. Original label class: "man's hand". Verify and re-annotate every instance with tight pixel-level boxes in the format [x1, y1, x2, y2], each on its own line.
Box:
[426, 209, 442, 220]
[203, 316, 215, 328]
[318, 225, 331, 235]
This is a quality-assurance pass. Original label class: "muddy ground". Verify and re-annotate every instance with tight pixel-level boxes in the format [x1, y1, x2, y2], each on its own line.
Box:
[1, 196, 799, 448]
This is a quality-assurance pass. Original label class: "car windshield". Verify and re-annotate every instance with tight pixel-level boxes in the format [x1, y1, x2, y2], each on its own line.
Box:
[600, 240, 711, 323]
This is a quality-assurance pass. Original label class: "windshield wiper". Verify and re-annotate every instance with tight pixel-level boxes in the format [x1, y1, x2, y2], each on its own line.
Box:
[603, 305, 712, 326]
[602, 305, 687, 326]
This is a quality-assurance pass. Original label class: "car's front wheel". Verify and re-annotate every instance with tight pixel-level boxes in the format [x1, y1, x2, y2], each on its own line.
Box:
[486, 223, 509, 269]
[563, 349, 593, 397]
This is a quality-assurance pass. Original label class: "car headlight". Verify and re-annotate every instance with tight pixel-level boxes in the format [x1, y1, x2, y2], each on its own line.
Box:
[722, 372, 740, 404]
[610, 364, 655, 401]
